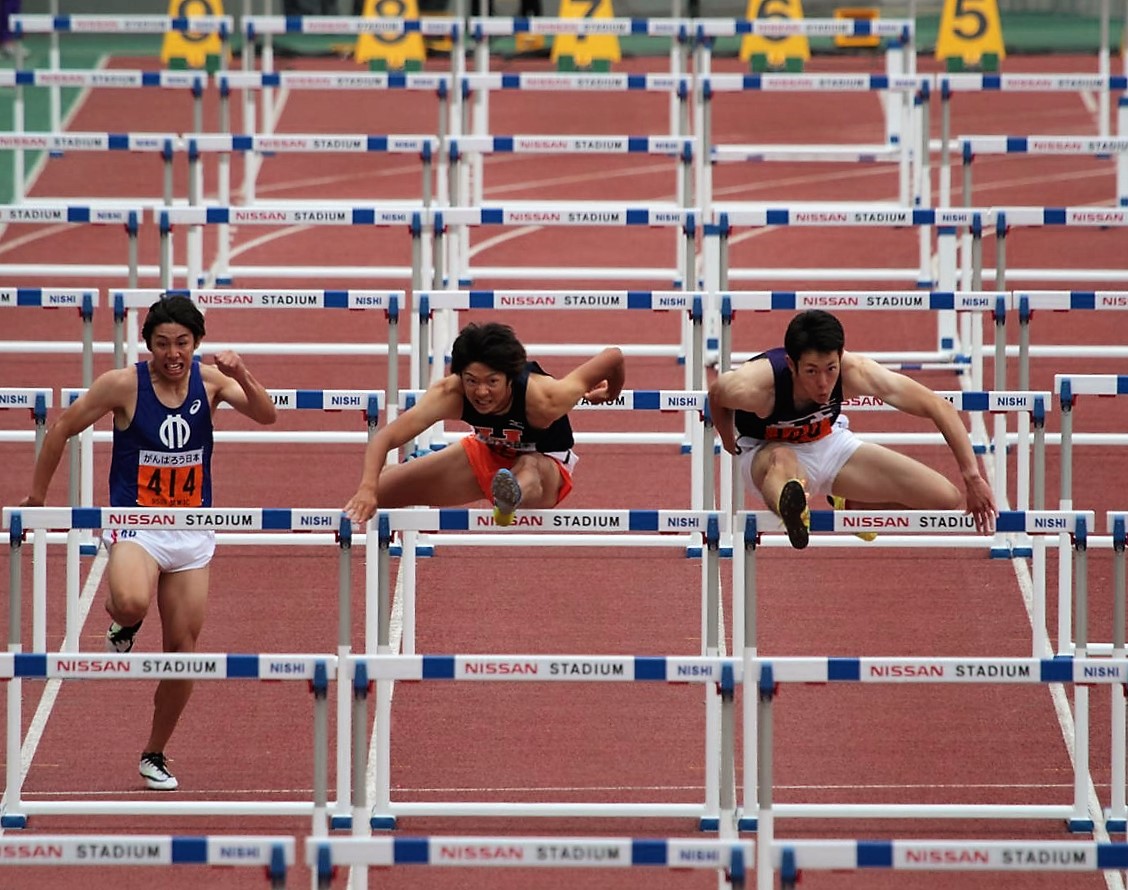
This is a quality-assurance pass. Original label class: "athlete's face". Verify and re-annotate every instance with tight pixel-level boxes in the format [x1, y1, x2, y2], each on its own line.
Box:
[148, 322, 199, 382]
[789, 349, 841, 406]
[460, 362, 512, 415]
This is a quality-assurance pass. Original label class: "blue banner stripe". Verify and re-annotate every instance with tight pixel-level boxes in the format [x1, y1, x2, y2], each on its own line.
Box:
[438, 509, 469, 530]
[632, 839, 667, 864]
[15, 653, 47, 677]
[857, 840, 893, 867]
[295, 390, 323, 409]
[1098, 844, 1128, 869]
[627, 510, 659, 530]
[422, 656, 455, 679]
[171, 836, 208, 864]
[1041, 657, 1073, 682]
[227, 654, 259, 678]
[395, 837, 429, 863]
[634, 656, 667, 680]
[262, 509, 291, 530]
[827, 658, 860, 681]
[72, 507, 101, 529]
[961, 392, 989, 411]
[634, 391, 661, 409]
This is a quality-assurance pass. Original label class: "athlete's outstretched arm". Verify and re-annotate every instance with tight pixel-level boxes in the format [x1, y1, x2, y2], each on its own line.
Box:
[343, 375, 464, 523]
[535, 347, 625, 418]
[844, 354, 997, 529]
[22, 369, 132, 506]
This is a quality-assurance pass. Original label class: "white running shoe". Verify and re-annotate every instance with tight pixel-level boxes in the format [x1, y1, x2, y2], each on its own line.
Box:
[139, 752, 178, 791]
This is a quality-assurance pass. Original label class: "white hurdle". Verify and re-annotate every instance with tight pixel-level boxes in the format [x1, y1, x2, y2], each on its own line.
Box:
[0, 834, 293, 887]
[0, 288, 99, 385]
[0, 204, 143, 281]
[737, 510, 1100, 845]
[2, 507, 350, 829]
[364, 510, 728, 830]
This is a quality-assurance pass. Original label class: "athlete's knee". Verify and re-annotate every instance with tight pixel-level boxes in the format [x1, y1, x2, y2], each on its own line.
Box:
[106, 592, 148, 625]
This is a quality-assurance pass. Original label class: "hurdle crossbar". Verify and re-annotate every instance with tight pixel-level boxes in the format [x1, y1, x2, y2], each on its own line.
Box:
[0, 834, 293, 887]
[307, 834, 751, 890]
[775, 838, 1128, 888]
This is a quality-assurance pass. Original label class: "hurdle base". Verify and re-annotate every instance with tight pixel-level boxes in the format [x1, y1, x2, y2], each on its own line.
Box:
[989, 546, 1012, 559]
[1105, 815, 1127, 833]
[370, 815, 398, 830]
[80, 543, 99, 557]
[1011, 546, 1033, 558]
[697, 816, 719, 831]
[329, 814, 353, 830]
[737, 816, 757, 832]
[0, 813, 28, 829]
[389, 545, 434, 558]
[1067, 817, 1095, 833]
[686, 546, 732, 559]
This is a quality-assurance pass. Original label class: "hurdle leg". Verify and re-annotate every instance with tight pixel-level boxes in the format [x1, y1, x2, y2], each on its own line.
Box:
[755, 664, 775, 890]
[1069, 537, 1094, 832]
[351, 661, 371, 890]
[334, 523, 354, 823]
[1109, 528, 1127, 830]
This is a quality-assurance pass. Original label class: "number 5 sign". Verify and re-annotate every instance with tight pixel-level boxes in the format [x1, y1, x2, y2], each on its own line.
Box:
[935, 0, 1005, 71]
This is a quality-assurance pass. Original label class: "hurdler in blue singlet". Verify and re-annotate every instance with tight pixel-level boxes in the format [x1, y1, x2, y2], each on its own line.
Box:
[108, 361, 214, 508]
[460, 361, 574, 456]
[734, 348, 843, 445]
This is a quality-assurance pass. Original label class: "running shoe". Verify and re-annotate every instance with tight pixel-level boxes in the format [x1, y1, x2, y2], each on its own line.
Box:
[491, 468, 522, 527]
[777, 479, 810, 550]
[105, 620, 143, 653]
[827, 494, 878, 542]
[139, 751, 178, 791]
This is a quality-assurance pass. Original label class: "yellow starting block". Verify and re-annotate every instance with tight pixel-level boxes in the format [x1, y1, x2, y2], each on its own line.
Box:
[740, 0, 810, 73]
[833, 6, 880, 49]
[935, 0, 1005, 71]
[160, 0, 226, 72]
[550, 0, 621, 72]
[354, 0, 427, 72]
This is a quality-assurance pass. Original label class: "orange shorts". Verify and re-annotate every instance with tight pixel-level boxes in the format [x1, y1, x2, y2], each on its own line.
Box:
[459, 436, 575, 506]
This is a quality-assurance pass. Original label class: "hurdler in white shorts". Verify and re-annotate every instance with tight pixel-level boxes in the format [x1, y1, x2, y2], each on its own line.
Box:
[736, 416, 863, 500]
[101, 528, 216, 573]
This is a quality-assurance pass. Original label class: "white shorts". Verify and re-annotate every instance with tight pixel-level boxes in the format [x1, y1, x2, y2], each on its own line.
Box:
[102, 528, 216, 573]
[737, 420, 864, 501]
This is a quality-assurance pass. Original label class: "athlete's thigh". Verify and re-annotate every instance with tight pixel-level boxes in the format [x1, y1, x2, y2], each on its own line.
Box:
[831, 442, 956, 505]
[377, 442, 484, 507]
[105, 541, 161, 607]
[156, 566, 210, 651]
[512, 452, 564, 508]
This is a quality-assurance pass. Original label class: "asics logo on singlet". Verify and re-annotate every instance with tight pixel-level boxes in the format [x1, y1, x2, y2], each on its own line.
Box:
[159, 414, 192, 450]
[189, 399, 202, 415]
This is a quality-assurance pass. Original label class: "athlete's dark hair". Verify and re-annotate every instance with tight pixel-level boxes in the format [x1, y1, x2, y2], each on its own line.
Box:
[142, 295, 206, 347]
[449, 322, 526, 381]
[784, 310, 845, 362]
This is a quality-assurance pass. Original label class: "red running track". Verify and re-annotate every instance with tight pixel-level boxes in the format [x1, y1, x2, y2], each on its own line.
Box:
[1, 49, 1127, 890]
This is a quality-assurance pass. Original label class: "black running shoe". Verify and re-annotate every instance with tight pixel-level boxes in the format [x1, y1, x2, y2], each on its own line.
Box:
[105, 620, 143, 653]
[777, 479, 810, 550]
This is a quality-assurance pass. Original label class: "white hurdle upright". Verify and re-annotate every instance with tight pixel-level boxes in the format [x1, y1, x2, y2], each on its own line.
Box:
[736, 510, 1100, 842]
[1106, 511, 1128, 831]
[308, 832, 752, 890]
[2, 506, 350, 829]
[364, 509, 728, 830]
[1009, 291, 1128, 389]
[0, 834, 294, 888]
